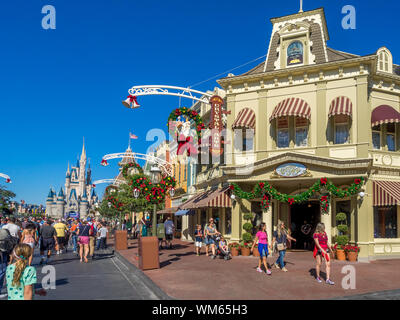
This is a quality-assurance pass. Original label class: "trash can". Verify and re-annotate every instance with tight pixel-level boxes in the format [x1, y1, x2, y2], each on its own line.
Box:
[139, 236, 160, 270]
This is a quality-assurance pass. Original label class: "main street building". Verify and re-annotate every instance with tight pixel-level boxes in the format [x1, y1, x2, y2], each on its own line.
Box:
[181, 7, 400, 261]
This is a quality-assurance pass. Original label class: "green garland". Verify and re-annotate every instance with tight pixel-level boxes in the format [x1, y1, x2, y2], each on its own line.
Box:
[230, 177, 364, 214]
[167, 107, 205, 141]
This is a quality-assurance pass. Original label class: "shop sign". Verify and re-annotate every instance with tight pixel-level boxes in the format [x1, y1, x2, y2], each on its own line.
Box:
[209, 95, 224, 156]
[275, 163, 308, 178]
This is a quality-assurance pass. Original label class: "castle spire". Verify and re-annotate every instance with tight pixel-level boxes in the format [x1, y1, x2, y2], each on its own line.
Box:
[80, 137, 86, 161]
[299, 0, 303, 13]
[66, 161, 70, 177]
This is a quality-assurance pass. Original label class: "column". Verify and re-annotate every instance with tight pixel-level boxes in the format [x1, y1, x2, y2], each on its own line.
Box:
[231, 201, 241, 242]
[181, 215, 188, 240]
[257, 90, 268, 160]
[263, 206, 273, 244]
[397, 206, 400, 238]
[356, 180, 374, 259]
[321, 202, 332, 244]
[316, 81, 328, 156]
[221, 207, 226, 235]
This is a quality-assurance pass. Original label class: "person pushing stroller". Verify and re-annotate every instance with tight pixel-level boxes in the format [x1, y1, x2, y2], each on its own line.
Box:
[214, 234, 232, 260]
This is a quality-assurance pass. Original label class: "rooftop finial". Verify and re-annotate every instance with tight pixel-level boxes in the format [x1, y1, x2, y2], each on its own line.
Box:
[299, 0, 303, 13]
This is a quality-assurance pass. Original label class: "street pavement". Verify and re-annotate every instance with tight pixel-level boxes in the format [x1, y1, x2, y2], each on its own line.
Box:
[1, 246, 171, 300]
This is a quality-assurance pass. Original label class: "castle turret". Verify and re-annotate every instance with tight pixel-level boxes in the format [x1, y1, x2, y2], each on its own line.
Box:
[79, 188, 89, 219]
[56, 187, 65, 219]
[46, 188, 55, 216]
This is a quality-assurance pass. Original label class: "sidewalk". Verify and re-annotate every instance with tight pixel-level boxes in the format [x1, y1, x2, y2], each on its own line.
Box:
[117, 238, 400, 300]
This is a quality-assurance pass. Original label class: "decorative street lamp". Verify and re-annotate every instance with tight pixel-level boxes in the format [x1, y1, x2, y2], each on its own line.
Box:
[169, 187, 175, 198]
[150, 165, 162, 184]
[150, 165, 162, 236]
[133, 188, 140, 199]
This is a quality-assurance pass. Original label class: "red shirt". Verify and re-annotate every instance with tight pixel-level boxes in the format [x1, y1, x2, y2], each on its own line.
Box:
[313, 232, 328, 249]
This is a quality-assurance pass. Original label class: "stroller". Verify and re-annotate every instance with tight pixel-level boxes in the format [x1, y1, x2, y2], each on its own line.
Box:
[214, 234, 232, 260]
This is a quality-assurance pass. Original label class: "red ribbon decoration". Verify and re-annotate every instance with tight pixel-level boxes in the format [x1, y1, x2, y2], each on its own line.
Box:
[127, 95, 139, 105]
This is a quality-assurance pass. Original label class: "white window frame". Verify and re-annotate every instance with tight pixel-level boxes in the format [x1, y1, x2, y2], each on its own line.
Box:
[334, 115, 350, 145]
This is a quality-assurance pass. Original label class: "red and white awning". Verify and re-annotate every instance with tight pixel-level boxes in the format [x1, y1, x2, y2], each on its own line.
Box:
[269, 97, 311, 122]
[371, 105, 400, 127]
[232, 108, 255, 130]
[328, 96, 353, 118]
[373, 181, 400, 206]
[179, 187, 231, 209]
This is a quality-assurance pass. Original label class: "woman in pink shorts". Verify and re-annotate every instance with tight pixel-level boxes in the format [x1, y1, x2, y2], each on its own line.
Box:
[77, 221, 91, 263]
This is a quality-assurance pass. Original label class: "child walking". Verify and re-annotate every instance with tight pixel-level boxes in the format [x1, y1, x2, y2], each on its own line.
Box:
[194, 225, 203, 256]
[6, 244, 46, 300]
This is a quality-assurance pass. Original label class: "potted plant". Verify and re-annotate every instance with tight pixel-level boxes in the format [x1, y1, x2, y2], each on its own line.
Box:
[242, 212, 253, 244]
[335, 212, 349, 261]
[252, 241, 260, 257]
[240, 241, 252, 256]
[229, 242, 240, 256]
[344, 244, 360, 262]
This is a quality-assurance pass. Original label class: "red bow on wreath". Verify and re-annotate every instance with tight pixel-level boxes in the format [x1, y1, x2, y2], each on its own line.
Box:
[320, 178, 327, 185]
[259, 182, 265, 189]
[288, 198, 295, 205]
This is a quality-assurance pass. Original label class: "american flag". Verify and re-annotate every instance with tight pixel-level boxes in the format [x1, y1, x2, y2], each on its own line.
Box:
[129, 133, 138, 139]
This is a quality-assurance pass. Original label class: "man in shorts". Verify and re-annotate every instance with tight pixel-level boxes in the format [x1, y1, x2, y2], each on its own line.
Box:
[39, 219, 57, 264]
[54, 219, 68, 254]
[164, 216, 175, 249]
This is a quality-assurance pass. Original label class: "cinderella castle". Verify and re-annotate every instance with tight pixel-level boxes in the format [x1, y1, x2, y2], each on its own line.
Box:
[46, 142, 98, 219]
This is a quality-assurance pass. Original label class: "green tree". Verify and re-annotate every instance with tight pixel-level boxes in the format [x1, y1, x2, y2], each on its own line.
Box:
[0, 185, 16, 215]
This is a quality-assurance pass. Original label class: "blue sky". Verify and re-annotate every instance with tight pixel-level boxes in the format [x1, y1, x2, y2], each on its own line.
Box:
[0, 0, 398, 205]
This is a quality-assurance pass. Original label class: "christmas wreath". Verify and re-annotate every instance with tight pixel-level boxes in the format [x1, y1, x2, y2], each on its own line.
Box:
[121, 162, 143, 179]
[167, 107, 205, 141]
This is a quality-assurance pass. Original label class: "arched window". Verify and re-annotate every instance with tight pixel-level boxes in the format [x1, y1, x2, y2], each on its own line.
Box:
[328, 97, 353, 145]
[287, 41, 304, 66]
[377, 47, 393, 73]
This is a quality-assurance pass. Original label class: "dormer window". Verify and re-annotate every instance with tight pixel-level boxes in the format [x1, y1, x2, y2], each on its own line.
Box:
[377, 47, 393, 73]
[287, 41, 304, 66]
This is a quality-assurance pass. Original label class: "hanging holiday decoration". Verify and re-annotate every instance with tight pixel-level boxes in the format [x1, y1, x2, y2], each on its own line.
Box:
[125, 173, 177, 205]
[230, 177, 364, 214]
[100, 159, 109, 166]
[121, 162, 144, 179]
[167, 107, 205, 142]
[319, 194, 330, 214]
[0, 173, 12, 183]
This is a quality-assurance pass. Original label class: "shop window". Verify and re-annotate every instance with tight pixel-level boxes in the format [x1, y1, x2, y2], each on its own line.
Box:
[372, 125, 381, 150]
[374, 206, 398, 238]
[225, 208, 232, 235]
[212, 208, 220, 231]
[251, 201, 262, 236]
[200, 210, 207, 230]
[277, 117, 289, 148]
[295, 117, 309, 147]
[334, 114, 350, 144]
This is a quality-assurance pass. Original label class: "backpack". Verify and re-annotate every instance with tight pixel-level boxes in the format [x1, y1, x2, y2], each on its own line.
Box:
[0, 228, 17, 254]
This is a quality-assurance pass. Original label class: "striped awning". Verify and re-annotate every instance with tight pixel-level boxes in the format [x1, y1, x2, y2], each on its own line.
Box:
[157, 207, 178, 214]
[232, 108, 255, 130]
[328, 96, 353, 118]
[373, 181, 400, 206]
[269, 97, 311, 122]
[179, 187, 231, 209]
[371, 105, 400, 127]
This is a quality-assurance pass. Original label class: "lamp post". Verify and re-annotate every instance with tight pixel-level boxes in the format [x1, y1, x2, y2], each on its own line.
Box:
[150, 165, 162, 236]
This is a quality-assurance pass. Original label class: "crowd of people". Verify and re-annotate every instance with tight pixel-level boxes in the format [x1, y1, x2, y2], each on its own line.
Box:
[0, 215, 110, 300]
[187, 217, 335, 285]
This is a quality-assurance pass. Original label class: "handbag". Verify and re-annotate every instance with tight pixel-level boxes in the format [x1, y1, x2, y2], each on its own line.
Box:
[277, 243, 286, 251]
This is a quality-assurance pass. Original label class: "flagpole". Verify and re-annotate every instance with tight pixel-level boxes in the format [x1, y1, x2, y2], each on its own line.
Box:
[128, 133, 131, 150]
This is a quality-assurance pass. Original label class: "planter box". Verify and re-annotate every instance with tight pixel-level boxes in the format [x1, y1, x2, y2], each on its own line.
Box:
[114, 230, 128, 251]
[231, 247, 240, 256]
[347, 251, 358, 262]
[241, 247, 251, 256]
[336, 249, 346, 261]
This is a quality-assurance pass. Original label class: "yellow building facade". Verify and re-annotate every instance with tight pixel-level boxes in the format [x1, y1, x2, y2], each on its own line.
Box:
[185, 7, 400, 261]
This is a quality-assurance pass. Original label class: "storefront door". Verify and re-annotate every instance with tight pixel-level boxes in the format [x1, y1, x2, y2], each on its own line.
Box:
[289, 201, 320, 250]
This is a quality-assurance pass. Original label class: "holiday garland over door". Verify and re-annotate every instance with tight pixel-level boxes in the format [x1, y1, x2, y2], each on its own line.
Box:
[229, 177, 364, 214]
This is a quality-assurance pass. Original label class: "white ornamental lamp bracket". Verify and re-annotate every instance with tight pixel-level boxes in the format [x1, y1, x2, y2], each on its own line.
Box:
[122, 85, 213, 109]
[100, 152, 173, 176]
[0, 173, 12, 183]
